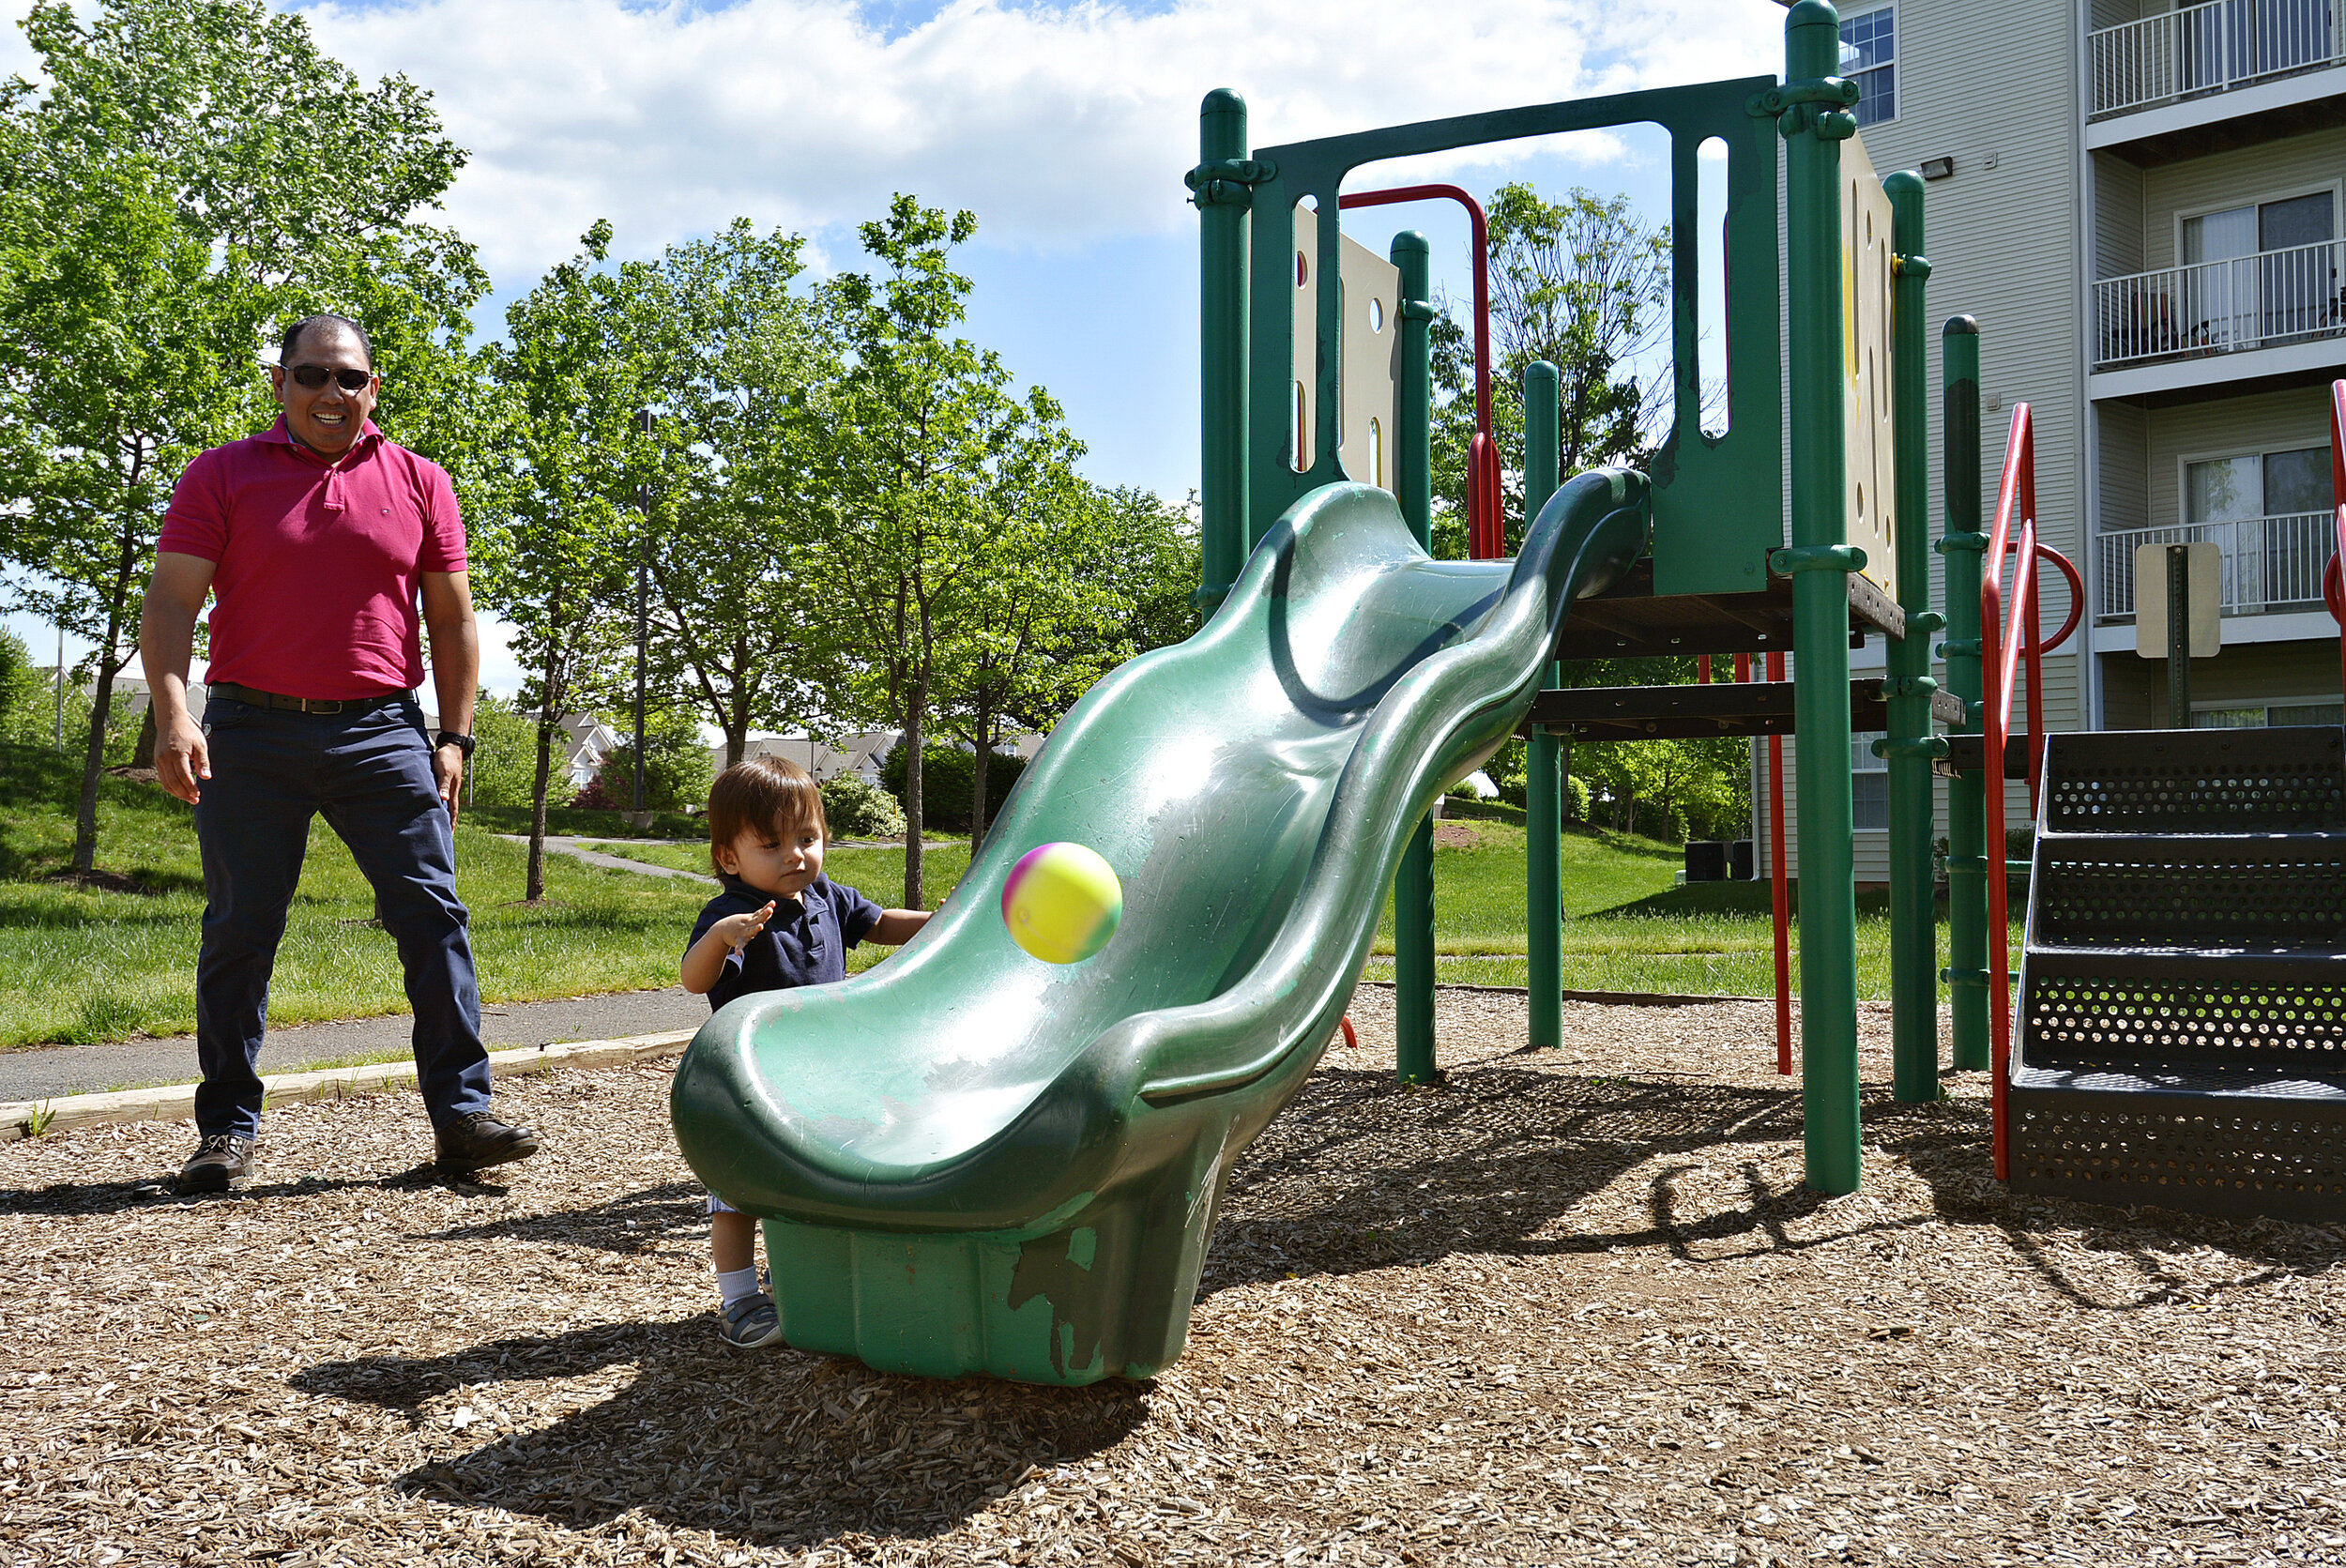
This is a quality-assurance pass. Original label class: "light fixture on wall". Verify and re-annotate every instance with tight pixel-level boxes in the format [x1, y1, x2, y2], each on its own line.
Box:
[1920, 156, 1955, 181]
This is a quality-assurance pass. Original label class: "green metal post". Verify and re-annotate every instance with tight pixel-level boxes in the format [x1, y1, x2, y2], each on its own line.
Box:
[1781, 0, 1862, 1194]
[1193, 90, 1250, 616]
[2166, 545, 2192, 725]
[1392, 231, 1440, 1084]
[1883, 173, 1941, 1104]
[1939, 316, 1988, 1073]
[1523, 360, 1563, 1048]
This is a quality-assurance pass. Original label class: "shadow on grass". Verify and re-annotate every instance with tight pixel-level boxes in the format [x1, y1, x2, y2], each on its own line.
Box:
[295, 1317, 1148, 1548]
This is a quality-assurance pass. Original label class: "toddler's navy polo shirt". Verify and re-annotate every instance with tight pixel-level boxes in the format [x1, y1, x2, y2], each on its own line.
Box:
[687, 872, 885, 1011]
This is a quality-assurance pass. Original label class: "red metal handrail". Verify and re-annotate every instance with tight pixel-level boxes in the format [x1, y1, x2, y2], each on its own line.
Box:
[1340, 184, 1498, 556]
[1980, 403, 2069, 1181]
[2323, 381, 2346, 695]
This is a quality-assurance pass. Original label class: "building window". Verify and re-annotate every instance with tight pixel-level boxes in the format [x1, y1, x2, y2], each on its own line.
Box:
[1851, 730, 1889, 830]
[2184, 445, 2337, 611]
[2194, 702, 2346, 729]
[1840, 7, 1896, 127]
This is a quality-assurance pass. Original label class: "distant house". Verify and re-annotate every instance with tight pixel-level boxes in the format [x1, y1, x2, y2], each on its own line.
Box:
[414, 705, 615, 791]
[713, 731, 898, 784]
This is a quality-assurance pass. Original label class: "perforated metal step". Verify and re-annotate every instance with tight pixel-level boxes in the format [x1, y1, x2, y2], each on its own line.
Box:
[2031, 833, 2346, 951]
[2039, 726, 2346, 835]
[2008, 727, 2346, 1222]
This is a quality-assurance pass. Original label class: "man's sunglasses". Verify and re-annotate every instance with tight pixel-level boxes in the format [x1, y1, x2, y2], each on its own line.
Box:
[285, 364, 373, 391]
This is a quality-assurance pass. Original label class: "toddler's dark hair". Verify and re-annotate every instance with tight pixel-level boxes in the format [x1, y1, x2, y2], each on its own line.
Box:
[707, 755, 827, 874]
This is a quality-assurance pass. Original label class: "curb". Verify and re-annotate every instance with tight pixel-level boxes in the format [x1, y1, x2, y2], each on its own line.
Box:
[1356, 980, 1779, 1008]
[0, 1029, 695, 1145]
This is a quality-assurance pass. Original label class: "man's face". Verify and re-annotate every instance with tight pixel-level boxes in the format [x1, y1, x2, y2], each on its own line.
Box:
[269, 324, 377, 458]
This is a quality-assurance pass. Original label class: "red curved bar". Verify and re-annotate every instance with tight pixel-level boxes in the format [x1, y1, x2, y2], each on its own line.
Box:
[1980, 403, 2038, 1182]
[1342, 184, 1496, 556]
[2034, 544, 2083, 655]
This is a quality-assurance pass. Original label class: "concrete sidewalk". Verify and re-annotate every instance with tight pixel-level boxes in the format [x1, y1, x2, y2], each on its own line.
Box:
[0, 985, 714, 1102]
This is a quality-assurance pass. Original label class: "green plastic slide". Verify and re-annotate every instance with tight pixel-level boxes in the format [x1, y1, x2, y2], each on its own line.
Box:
[670, 470, 1650, 1384]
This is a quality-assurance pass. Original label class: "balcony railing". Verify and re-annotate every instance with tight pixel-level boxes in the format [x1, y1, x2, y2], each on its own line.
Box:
[2095, 514, 2338, 618]
[2094, 239, 2346, 367]
[2093, 0, 2343, 116]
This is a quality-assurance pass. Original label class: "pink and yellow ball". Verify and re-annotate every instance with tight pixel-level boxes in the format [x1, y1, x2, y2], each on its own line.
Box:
[1001, 842, 1123, 965]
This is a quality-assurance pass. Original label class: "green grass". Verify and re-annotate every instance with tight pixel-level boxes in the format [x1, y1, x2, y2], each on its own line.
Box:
[604, 837, 974, 976]
[0, 742, 2019, 1046]
[464, 803, 703, 839]
[0, 746, 716, 1048]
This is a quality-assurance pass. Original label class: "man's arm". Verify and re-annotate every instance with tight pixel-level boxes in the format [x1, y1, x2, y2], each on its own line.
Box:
[419, 570, 480, 821]
[139, 552, 219, 805]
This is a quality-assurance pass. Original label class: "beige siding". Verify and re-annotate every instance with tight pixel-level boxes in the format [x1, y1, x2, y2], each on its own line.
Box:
[2145, 387, 2335, 525]
[2140, 128, 2346, 269]
[2094, 153, 2145, 277]
[2100, 641, 2345, 725]
[2098, 400, 2149, 527]
[1851, 0, 2089, 736]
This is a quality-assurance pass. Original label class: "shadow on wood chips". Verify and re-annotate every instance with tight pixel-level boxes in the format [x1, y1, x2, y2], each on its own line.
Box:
[171, 1047, 2332, 1556]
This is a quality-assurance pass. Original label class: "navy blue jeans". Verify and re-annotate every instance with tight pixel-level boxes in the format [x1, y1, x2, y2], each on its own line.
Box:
[191, 695, 492, 1139]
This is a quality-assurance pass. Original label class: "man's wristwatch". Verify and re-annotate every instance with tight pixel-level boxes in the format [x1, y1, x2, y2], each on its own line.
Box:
[434, 731, 477, 758]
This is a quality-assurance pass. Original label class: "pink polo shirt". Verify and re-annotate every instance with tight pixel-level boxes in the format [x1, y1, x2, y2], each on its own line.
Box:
[159, 417, 467, 701]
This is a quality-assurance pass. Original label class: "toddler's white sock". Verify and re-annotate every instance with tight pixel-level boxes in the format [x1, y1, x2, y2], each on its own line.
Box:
[716, 1265, 762, 1306]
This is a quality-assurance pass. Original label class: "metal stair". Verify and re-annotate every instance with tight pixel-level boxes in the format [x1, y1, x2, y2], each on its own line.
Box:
[2009, 726, 2346, 1221]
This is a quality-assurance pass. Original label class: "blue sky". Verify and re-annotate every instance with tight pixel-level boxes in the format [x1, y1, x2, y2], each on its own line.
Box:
[3, 0, 1783, 695]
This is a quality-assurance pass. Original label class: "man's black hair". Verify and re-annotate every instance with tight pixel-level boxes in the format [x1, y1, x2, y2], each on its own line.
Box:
[278, 313, 374, 371]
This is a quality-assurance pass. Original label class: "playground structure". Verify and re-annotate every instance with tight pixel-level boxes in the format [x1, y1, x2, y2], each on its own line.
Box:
[668, 0, 2338, 1389]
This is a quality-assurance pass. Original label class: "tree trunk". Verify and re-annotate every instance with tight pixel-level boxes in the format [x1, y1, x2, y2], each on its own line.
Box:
[901, 685, 925, 909]
[132, 705, 157, 769]
[71, 657, 118, 875]
[526, 711, 555, 903]
[969, 697, 992, 846]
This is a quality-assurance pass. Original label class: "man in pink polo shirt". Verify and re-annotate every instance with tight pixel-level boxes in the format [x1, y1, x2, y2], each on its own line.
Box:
[139, 313, 541, 1194]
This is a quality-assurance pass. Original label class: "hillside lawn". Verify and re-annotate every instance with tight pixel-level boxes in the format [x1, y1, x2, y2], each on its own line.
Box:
[0, 748, 2016, 1049]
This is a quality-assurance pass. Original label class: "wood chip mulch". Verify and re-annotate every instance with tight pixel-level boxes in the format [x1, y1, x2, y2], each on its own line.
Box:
[5, 991, 2342, 1566]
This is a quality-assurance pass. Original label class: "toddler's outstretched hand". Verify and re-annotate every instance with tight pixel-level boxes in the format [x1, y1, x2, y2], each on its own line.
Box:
[714, 902, 776, 951]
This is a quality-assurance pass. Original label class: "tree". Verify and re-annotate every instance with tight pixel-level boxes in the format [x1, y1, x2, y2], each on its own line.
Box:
[801, 195, 1077, 906]
[0, 0, 484, 875]
[937, 481, 1199, 840]
[630, 221, 838, 771]
[1429, 184, 1672, 556]
[474, 222, 646, 900]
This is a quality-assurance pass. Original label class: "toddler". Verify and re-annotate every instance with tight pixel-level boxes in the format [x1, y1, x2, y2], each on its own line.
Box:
[680, 755, 930, 1346]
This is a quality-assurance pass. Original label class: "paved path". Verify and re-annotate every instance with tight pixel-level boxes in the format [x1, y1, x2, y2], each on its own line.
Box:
[0, 987, 713, 1102]
[494, 834, 715, 882]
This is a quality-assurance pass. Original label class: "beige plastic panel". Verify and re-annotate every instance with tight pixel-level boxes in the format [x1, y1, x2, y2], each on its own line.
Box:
[1842, 132, 1897, 600]
[1289, 205, 1402, 490]
[2133, 540, 2222, 658]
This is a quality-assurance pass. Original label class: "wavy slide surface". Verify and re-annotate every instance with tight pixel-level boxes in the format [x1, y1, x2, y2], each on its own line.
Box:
[670, 470, 1650, 1384]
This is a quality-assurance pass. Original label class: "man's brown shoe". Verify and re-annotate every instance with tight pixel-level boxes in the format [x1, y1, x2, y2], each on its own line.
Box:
[177, 1134, 256, 1194]
[434, 1111, 541, 1175]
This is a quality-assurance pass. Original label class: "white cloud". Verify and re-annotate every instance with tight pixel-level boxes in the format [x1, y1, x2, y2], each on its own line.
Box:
[273, 0, 1780, 284]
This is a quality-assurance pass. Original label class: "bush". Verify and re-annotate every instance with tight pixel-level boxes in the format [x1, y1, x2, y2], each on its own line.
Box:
[1566, 774, 1591, 822]
[821, 772, 906, 840]
[880, 742, 1028, 832]
[466, 694, 541, 810]
[588, 708, 714, 814]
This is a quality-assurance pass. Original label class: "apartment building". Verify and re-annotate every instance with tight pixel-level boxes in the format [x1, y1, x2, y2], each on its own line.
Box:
[1760, 0, 2345, 880]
